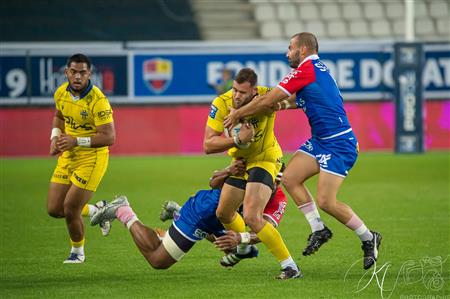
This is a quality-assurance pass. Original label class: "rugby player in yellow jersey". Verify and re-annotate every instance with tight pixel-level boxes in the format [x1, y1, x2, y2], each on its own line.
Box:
[47, 54, 116, 263]
[203, 68, 301, 279]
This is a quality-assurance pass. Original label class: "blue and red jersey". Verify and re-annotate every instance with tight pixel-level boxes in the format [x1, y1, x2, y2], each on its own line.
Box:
[277, 54, 353, 140]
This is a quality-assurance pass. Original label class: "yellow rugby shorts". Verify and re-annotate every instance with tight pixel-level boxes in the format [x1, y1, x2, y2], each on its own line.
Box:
[50, 149, 109, 192]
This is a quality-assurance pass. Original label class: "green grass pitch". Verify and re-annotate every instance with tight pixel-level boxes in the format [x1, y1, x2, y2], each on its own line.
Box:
[1, 152, 449, 298]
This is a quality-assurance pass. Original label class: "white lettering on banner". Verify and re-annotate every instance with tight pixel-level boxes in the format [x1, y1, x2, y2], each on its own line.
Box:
[338, 59, 355, 88]
[5, 69, 27, 97]
[39, 58, 105, 96]
[207, 60, 290, 87]
[439, 58, 450, 85]
[399, 72, 416, 131]
[383, 60, 395, 88]
[424, 58, 444, 87]
[206, 56, 449, 95]
[361, 59, 382, 88]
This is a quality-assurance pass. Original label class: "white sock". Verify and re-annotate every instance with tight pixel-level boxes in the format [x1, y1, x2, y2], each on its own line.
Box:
[88, 204, 98, 217]
[280, 256, 298, 271]
[298, 202, 325, 232]
[355, 224, 373, 242]
[237, 244, 251, 255]
[71, 246, 84, 255]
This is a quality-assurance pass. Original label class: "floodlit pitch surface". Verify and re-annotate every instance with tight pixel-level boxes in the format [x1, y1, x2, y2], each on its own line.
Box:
[1, 153, 449, 298]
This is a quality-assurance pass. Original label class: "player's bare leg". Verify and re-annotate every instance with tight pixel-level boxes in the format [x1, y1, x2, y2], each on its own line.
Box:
[62, 185, 92, 263]
[128, 222, 177, 269]
[91, 196, 177, 269]
[244, 182, 301, 279]
[47, 182, 70, 218]
[282, 152, 332, 256]
[317, 170, 381, 269]
[216, 184, 246, 240]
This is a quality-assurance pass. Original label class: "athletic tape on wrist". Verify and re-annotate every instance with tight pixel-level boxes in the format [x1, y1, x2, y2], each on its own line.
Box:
[77, 137, 91, 147]
[50, 128, 62, 140]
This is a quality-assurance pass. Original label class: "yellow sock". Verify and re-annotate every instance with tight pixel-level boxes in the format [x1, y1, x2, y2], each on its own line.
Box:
[222, 213, 245, 232]
[81, 204, 90, 217]
[256, 222, 291, 262]
[70, 238, 85, 248]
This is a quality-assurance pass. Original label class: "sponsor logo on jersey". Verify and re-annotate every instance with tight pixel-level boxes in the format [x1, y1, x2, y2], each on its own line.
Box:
[73, 172, 87, 185]
[64, 116, 93, 131]
[97, 109, 112, 121]
[143, 58, 173, 94]
[209, 104, 218, 119]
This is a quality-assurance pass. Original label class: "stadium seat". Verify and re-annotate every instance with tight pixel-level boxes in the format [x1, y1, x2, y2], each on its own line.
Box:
[298, 3, 320, 21]
[363, 2, 384, 20]
[385, 2, 404, 20]
[370, 19, 392, 37]
[277, 3, 298, 21]
[342, 3, 363, 20]
[429, 1, 449, 18]
[415, 18, 436, 36]
[349, 20, 370, 38]
[392, 19, 405, 37]
[284, 21, 305, 37]
[414, 1, 429, 18]
[327, 20, 348, 38]
[255, 4, 276, 21]
[436, 17, 450, 36]
[261, 21, 284, 39]
[305, 20, 327, 39]
[321, 3, 341, 21]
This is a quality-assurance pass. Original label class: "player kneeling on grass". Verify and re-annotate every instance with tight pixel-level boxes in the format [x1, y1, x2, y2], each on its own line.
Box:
[159, 164, 288, 268]
[91, 160, 295, 278]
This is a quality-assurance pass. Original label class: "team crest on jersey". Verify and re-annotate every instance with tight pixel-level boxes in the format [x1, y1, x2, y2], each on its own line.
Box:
[143, 58, 173, 94]
[80, 110, 88, 120]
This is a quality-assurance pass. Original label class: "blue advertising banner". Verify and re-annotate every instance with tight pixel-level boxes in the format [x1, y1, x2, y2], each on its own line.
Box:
[133, 47, 449, 102]
[0, 55, 128, 104]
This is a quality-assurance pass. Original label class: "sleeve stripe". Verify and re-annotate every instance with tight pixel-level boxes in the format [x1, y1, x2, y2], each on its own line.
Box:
[276, 85, 292, 96]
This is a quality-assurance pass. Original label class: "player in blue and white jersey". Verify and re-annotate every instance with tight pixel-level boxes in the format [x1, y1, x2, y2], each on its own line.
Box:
[90, 160, 289, 270]
[224, 32, 382, 270]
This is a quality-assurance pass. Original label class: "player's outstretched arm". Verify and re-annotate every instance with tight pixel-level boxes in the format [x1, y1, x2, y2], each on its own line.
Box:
[224, 87, 290, 128]
[209, 159, 246, 189]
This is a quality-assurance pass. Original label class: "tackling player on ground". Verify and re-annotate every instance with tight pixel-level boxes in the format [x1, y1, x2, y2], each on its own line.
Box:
[203, 68, 300, 279]
[90, 160, 290, 271]
[47, 54, 116, 263]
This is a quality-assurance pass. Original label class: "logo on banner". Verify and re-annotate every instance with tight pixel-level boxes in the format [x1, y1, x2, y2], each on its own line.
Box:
[143, 58, 173, 94]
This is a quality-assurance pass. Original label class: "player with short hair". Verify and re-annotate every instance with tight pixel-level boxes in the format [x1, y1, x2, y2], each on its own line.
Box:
[203, 68, 300, 279]
[47, 53, 116, 263]
[90, 160, 290, 271]
[224, 32, 382, 270]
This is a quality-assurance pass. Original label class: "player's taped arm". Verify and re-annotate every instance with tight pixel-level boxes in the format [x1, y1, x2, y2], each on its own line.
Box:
[214, 230, 261, 251]
[275, 94, 297, 111]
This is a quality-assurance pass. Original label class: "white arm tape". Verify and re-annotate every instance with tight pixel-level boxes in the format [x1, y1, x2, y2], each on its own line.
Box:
[50, 128, 62, 140]
[76, 137, 91, 147]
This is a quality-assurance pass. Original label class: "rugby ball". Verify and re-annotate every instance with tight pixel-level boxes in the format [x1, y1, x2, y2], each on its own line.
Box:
[224, 123, 251, 149]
